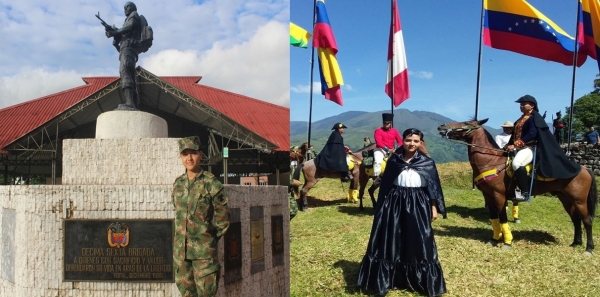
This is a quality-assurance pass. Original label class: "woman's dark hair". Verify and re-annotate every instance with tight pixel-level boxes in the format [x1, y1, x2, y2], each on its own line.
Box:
[397, 128, 430, 157]
[402, 128, 424, 140]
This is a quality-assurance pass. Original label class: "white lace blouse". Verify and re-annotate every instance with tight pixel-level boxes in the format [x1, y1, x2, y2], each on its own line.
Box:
[392, 168, 427, 187]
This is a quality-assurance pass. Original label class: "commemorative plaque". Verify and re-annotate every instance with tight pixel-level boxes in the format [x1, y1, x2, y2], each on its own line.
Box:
[63, 219, 174, 282]
[224, 208, 242, 285]
[271, 215, 284, 267]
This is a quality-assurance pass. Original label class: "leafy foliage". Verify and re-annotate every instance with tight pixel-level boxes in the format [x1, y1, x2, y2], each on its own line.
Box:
[563, 80, 600, 137]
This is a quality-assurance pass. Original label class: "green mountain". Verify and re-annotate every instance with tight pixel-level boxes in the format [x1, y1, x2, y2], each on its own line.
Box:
[291, 109, 502, 164]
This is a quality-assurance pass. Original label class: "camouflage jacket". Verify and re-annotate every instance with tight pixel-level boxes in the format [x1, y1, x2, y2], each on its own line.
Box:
[172, 169, 230, 266]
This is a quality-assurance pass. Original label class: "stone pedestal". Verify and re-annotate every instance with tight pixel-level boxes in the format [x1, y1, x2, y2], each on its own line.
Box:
[95, 111, 168, 139]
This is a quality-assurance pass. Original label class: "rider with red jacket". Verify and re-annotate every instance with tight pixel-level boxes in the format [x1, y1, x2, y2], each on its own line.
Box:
[373, 113, 403, 177]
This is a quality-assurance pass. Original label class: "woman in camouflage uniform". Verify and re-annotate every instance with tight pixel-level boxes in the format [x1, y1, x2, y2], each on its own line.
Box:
[172, 136, 230, 297]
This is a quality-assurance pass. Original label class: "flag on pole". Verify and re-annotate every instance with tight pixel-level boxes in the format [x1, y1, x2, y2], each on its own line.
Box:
[313, 0, 344, 106]
[581, 0, 600, 71]
[385, 0, 410, 107]
[290, 22, 312, 48]
[483, 0, 587, 66]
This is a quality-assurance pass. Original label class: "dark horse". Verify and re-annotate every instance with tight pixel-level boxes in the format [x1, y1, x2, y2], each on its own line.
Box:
[438, 119, 597, 254]
[290, 142, 308, 164]
[292, 147, 368, 211]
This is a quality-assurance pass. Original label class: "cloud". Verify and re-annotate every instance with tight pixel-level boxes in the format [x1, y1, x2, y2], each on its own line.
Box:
[0, 68, 93, 108]
[291, 82, 320, 94]
[409, 70, 433, 79]
[291, 81, 352, 95]
[143, 20, 289, 107]
[0, 0, 289, 109]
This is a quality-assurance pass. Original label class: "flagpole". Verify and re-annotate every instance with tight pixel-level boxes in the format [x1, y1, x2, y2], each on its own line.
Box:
[390, 0, 394, 117]
[474, 0, 484, 121]
[472, 0, 485, 190]
[566, 0, 582, 156]
[307, 0, 317, 149]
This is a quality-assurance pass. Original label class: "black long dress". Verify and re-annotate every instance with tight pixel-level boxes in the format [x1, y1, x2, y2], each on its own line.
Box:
[357, 151, 447, 296]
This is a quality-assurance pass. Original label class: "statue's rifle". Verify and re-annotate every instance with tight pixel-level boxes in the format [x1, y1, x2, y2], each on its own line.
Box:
[96, 12, 121, 51]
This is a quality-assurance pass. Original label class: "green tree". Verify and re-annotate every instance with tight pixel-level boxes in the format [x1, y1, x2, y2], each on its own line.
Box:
[567, 93, 600, 129]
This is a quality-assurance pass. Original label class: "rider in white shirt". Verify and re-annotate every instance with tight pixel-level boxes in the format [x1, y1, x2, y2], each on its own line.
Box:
[495, 120, 514, 148]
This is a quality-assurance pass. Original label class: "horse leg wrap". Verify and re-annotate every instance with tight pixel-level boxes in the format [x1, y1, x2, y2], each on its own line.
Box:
[512, 205, 519, 220]
[501, 223, 513, 244]
[491, 219, 502, 241]
[347, 189, 358, 203]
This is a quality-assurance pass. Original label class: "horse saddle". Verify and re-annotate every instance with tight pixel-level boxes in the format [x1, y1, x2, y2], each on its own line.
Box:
[505, 157, 556, 182]
[364, 156, 388, 177]
[362, 150, 375, 167]
[346, 154, 361, 171]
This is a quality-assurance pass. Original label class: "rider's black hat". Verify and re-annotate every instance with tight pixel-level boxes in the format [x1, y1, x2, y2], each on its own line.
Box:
[515, 95, 539, 112]
[331, 122, 347, 130]
[382, 113, 394, 123]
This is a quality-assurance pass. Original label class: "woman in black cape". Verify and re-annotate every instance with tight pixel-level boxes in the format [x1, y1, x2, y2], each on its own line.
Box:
[357, 128, 447, 297]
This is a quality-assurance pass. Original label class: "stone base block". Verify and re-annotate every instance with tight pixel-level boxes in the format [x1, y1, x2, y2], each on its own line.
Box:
[96, 111, 168, 139]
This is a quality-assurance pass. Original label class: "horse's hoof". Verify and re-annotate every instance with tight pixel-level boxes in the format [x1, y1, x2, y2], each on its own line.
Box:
[570, 242, 583, 247]
[514, 219, 521, 224]
[583, 251, 593, 257]
[501, 243, 513, 250]
[486, 239, 499, 247]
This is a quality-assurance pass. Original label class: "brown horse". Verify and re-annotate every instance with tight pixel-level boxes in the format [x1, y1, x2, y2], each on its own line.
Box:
[290, 142, 308, 164]
[438, 119, 597, 254]
[292, 147, 368, 211]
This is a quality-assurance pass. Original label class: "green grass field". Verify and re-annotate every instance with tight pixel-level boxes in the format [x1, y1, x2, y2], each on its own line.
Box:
[290, 162, 600, 297]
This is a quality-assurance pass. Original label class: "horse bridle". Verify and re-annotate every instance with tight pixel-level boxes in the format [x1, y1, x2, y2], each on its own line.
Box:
[441, 122, 506, 153]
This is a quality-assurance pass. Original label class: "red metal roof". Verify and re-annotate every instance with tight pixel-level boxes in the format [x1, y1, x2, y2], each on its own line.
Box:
[162, 77, 289, 151]
[0, 74, 288, 152]
[0, 77, 118, 152]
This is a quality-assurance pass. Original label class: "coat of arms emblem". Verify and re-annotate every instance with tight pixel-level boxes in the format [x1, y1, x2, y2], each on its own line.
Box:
[107, 222, 130, 248]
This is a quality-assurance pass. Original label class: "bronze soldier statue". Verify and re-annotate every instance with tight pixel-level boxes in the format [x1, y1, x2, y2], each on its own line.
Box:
[99, 2, 148, 110]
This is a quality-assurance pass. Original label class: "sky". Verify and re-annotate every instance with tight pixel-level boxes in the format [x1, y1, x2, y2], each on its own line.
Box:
[290, 0, 600, 129]
[0, 0, 289, 109]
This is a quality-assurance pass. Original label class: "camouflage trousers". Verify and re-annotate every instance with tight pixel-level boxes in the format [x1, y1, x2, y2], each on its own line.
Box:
[289, 189, 298, 220]
[174, 258, 219, 297]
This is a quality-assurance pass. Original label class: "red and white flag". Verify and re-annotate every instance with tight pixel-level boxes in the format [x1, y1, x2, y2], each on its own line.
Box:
[385, 0, 410, 107]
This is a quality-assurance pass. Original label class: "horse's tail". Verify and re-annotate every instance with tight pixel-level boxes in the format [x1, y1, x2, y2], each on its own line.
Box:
[291, 163, 303, 197]
[587, 167, 598, 218]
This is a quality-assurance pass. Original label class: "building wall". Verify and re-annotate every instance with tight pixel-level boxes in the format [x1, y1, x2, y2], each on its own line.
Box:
[62, 139, 286, 186]
[0, 185, 289, 297]
[567, 143, 600, 174]
[0, 138, 289, 296]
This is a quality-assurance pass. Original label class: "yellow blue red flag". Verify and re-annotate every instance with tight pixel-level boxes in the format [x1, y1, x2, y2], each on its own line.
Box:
[483, 0, 587, 66]
[313, 0, 344, 106]
[581, 0, 600, 71]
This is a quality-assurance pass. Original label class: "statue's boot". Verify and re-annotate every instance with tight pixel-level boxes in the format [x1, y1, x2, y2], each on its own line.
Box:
[116, 88, 138, 110]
